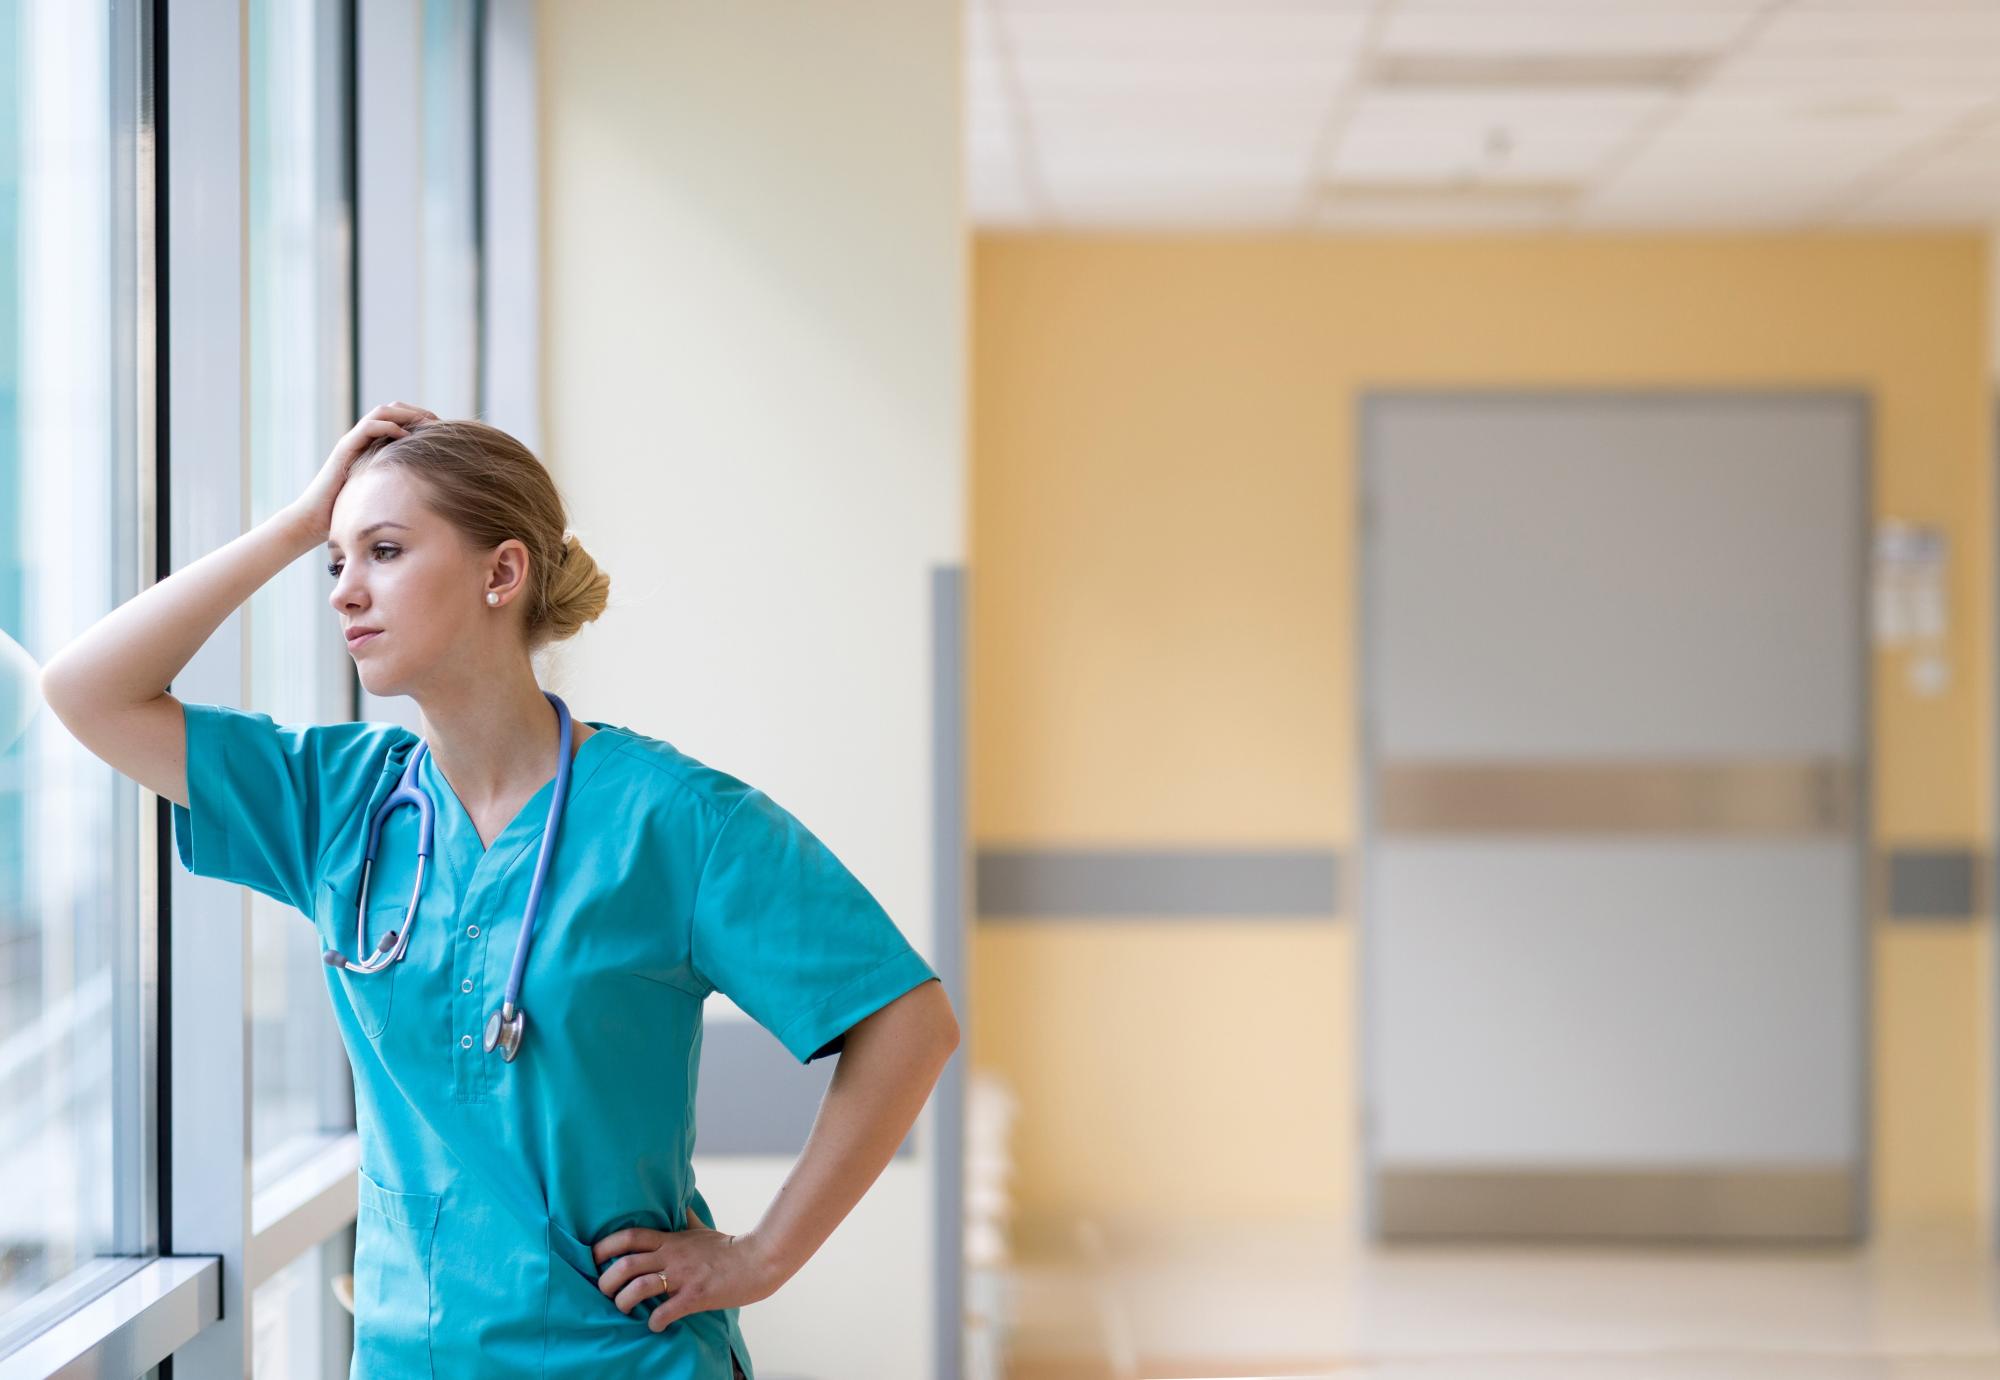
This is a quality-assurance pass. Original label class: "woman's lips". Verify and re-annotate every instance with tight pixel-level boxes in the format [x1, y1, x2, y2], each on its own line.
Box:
[347, 631, 382, 652]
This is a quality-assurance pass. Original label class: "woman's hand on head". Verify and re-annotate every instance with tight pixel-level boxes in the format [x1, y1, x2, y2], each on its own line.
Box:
[285, 403, 437, 542]
[592, 1206, 779, 1333]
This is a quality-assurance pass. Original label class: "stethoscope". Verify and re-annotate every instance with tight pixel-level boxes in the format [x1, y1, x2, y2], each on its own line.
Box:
[320, 689, 576, 1063]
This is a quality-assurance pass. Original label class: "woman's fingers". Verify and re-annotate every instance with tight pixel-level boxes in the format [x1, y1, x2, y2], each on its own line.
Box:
[598, 1246, 665, 1302]
[623, 1261, 676, 1316]
[592, 1226, 665, 1268]
[592, 1219, 740, 1325]
[593, 1227, 669, 1304]
[616, 1253, 711, 1322]
[347, 420, 407, 447]
[361, 401, 434, 423]
[645, 1277, 704, 1333]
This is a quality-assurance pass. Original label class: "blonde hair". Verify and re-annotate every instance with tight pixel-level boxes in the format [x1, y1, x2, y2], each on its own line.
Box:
[352, 418, 610, 654]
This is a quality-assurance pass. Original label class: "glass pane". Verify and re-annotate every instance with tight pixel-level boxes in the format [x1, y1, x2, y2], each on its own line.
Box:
[245, 0, 355, 1171]
[421, 0, 479, 416]
[253, 1230, 353, 1377]
[0, 0, 151, 1328]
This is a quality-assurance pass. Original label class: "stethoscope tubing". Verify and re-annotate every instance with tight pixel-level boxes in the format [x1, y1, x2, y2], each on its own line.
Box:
[504, 696, 573, 1021]
[323, 690, 575, 1061]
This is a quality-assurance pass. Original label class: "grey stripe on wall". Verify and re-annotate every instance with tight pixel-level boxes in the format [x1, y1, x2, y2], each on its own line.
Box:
[976, 848, 1339, 919]
[1886, 847, 1982, 922]
[693, 1019, 915, 1158]
[972, 846, 1984, 923]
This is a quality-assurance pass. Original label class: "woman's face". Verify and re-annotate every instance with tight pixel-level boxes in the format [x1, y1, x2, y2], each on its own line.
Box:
[326, 465, 524, 698]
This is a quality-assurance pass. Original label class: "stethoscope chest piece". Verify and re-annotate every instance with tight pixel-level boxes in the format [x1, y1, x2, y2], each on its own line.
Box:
[485, 1003, 527, 1062]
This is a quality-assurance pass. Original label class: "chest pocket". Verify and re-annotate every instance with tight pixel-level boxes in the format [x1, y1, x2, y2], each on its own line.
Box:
[316, 876, 409, 1039]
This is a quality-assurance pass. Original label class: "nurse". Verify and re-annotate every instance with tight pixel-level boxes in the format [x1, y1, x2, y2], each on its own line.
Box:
[37, 403, 961, 1379]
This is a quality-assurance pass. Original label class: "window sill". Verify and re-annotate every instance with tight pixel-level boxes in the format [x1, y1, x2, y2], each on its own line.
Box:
[0, 1254, 220, 1378]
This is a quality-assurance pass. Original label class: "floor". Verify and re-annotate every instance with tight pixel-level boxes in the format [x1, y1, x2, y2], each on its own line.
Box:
[989, 1220, 2000, 1380]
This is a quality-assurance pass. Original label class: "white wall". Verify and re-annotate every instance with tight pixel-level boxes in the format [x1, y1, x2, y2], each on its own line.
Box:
[537, 3, 964, 1377]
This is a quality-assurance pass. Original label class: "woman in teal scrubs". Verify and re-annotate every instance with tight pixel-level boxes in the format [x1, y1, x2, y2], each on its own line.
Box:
[42, 405, 960, 1378]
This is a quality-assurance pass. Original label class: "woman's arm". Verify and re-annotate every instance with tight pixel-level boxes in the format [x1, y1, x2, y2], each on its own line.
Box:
[38, 404, 428, 805]
[593, 977, 961, 1329]
[39, 507, 322, 806]
[741, 976, 960, 1286]
[42, 505, 319, 710]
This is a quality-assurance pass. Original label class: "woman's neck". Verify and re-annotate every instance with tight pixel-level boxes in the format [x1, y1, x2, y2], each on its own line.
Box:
[417, 677, 588, 810]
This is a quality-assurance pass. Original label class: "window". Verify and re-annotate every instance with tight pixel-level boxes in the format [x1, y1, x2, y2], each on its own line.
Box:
[246, 0, 357, 1172]
[0, 1, 514, 1370]
[420, 0, 482, 416]
[0, 0, 156, 1335]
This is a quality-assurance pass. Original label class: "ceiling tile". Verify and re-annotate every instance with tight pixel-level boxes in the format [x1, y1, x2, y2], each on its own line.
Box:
[1332, 89, 1664, 183]
[1002, 9, 1370, 65]
[1382, 7, 1752, 56]
[1392, 0, 1762, 11]
[966, 0, 2000, 229]
[1840, 121, 2000, 224]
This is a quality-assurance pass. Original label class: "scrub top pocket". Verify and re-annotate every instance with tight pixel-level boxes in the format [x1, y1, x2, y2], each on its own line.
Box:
[318, 878, 405, 1039]
[354, 1167, 439, 1379]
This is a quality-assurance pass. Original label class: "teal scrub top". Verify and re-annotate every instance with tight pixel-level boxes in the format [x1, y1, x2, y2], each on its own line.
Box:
[171, 701, 941, 1380]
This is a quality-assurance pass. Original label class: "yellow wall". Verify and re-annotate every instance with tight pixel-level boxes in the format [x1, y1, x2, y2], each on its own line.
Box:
[969, 234, 1992, 1240]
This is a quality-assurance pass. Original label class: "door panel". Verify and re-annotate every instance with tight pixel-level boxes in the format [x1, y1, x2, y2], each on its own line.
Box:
[1360, 393, 1868, 1242]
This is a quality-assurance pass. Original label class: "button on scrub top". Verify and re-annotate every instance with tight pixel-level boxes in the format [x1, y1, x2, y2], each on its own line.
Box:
[171, 702, 941, 1380]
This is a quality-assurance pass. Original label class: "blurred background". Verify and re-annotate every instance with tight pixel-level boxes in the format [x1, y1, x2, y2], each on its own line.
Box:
[5, 1, 2000, 1378]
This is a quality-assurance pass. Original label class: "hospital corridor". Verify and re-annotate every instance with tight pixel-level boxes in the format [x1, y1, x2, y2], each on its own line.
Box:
[7, 1, 2000, 1378]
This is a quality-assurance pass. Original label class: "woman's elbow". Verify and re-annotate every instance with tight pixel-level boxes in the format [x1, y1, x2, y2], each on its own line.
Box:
[928, 979, 962, 1059]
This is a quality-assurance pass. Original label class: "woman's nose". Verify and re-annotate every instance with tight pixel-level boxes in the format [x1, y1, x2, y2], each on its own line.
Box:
[329, 572, 365, 610]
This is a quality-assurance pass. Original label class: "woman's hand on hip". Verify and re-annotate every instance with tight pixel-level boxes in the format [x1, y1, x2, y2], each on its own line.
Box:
[593, 1207, 779, 1332]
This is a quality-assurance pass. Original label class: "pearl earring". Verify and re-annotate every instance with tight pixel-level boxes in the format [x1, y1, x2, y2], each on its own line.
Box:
[486, 592, 499, 605]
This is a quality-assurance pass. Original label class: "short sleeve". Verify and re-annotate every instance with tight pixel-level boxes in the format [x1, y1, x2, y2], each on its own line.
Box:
[171, 701, 398, 916]
[690, 787, 939, 1064]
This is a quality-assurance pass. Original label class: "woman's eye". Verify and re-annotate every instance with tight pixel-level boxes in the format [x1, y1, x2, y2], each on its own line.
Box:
[325, 545, 399, 578]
